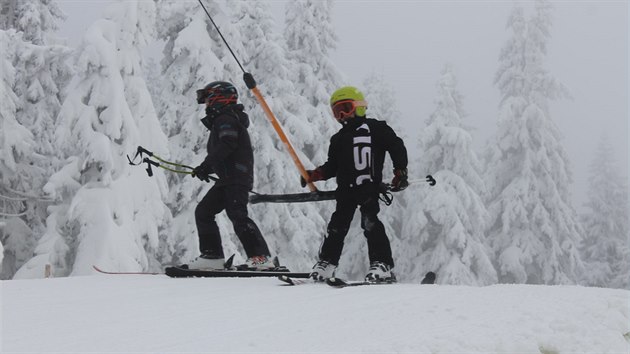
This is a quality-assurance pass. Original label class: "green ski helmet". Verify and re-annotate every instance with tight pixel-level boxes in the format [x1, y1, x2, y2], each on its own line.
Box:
[330, 86, 367, 122]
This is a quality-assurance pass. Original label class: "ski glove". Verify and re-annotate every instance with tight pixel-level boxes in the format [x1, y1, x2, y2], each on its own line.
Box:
[300, 168, 325, 188]
[391, 168, 409, 191]
[192, 164, 212, 182]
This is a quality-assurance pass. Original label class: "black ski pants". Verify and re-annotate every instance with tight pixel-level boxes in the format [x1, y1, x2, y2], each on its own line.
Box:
[195, 184, 270, 259]
[319, 184, 394, 267]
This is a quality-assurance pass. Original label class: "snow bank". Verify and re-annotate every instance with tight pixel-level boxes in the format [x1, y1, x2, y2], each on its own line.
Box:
[3, 275, 629, 353]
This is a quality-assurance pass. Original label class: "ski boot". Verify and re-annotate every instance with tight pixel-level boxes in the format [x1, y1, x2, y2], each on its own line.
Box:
[365, 261, 396, 283]
[243, 255, 276, 270]
[182, 254, 226, 270]
[309, 260, 337, 281]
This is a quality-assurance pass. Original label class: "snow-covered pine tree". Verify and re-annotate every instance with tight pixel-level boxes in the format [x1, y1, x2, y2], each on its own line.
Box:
[14, 0, 170, 278]
[0, 0, 64, 45]
[399, 65, 496, 285]
[485, 1, 583, 285]
[1, 0, 72, 180]
[580, 134, 629, 289]
[283, 0, 341, 163]
[0, 29, 37, 278]
[1, 0, 72, 174]
[0, 0, 72, 279]
[220, 0, 330, 271]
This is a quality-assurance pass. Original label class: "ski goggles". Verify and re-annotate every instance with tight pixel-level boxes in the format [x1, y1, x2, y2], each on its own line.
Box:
[196, 88, 209, 104]
[196, 88, 236, 105]
[331, 99, 367, 120]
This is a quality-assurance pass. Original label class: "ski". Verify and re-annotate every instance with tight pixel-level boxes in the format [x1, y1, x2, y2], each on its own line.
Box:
[325, 277, 397, 288]
[164, 266, 310, 279]
[326, 272, 436, 288]
[92, 265, 162, 275]
[277, 275, 322, 285]
[93, 265, 311, 279]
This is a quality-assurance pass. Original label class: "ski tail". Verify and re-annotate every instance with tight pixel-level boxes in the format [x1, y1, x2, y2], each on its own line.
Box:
[92, 265, 161, 275]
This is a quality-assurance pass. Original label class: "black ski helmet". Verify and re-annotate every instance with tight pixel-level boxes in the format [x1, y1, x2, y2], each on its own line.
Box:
[196, 81, 238, 108]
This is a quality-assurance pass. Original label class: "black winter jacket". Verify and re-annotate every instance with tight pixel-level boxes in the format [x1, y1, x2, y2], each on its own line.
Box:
[199, 104, 254, 189]
[318, 117, 408, 190]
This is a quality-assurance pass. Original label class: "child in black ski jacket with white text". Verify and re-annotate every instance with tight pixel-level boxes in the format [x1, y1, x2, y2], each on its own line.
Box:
[301, 86, 408, 282]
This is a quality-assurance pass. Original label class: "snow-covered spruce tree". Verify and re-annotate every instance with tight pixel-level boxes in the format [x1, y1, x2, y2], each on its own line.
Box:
[283, 0, 341, 164]
[399, 65, 496, 285]
[0, 0, 64, 45]
[580, 134, 629, 289]
[0, 29, 36, 278]
[155, 0, 238, 266]
[0, 0, 72, 279]
[1, 0, 72, 184]
[485, 1, 583, 285]
[0, 0, 72, 178]
[14, 0, 170, 278]
[219, 0, 330, 271]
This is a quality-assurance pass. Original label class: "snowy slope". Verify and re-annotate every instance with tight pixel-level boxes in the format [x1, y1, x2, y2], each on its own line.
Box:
[2, 274, 629, 353]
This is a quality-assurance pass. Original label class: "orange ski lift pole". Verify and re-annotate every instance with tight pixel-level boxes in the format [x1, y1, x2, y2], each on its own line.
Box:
[244, 74, 317, 192]
[197, 0, 317, 192]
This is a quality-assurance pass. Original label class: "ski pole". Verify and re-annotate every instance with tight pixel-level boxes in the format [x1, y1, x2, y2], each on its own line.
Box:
[127, 146, 194, 171]
[127, 146, 218, 182]
[407, 175, 437, 186]
[197, 0, 317, 192]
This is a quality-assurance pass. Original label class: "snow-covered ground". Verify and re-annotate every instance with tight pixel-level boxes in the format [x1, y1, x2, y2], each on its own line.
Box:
[2, 274, 629, 353]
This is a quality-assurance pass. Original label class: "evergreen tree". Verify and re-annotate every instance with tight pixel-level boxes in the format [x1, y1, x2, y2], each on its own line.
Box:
[399, 65, 496, 285]
[580, 134, 629, 289]
[283, 0, 341, 164]
[14, 0, 170, 278]
[0, 29, 36, 278]
[0, 0, 71, 279]
[0, 0, 65, 45]
[486, 1, 583, 284]
[1, 0, 71, 172]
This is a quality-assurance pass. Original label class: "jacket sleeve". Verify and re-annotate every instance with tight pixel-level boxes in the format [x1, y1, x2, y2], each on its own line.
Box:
[201, 115, 239, 169]
[382, 123, 408, 170]
[317, 135, 339, 179]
